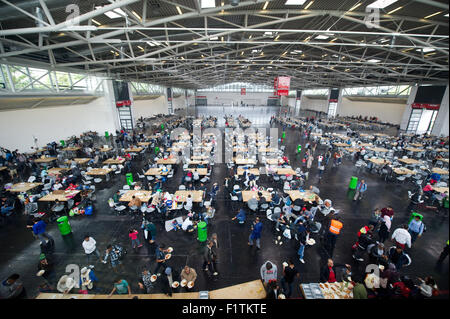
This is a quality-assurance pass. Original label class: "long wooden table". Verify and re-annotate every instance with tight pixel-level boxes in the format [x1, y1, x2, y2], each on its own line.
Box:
[399, 158, 422, 165]
[276, 168, 296, 175]
[8, 182, 42, 193]
[157, 158, 178, 165]
[234, 158, 257, 165]
[432, 167, 449, 175]
[242, 190, 271, 202]
[47, 167, 70, 175]
[368, 147, 389, 153]
[124, 147, 143, 153]
[86, 168, 113, 175]
[145, 168, 171, 176]
[39, 190, 80, 202]
[103, 158, 126, 165]
[119, 190, 152, 202]
[67, 158, 91, 165]
[368, 158, 391, 165]
[393, 167, 416, 175]
[286, 190, 320, 203]
[34, 157, 57, 163]
[174, 190, 204, 202]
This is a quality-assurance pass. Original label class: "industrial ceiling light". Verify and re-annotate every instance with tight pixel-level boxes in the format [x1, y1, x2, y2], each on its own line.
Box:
[131, 10, 141, 20]
[367, 0, 398, 9]
[348, 2, 362, 12]
[91, 19, 102, 26]
[387, 6, 402, 14]
[424, 11, 443, 19]
[230, 0, 240, 6]
[176, 6, 183, 15]
[304, 1, 314, 10]
[263, 1, 269, 10]
[367, 59, 381, 62]
[417, 47, 435, 53]
[315, 35, 329, 40]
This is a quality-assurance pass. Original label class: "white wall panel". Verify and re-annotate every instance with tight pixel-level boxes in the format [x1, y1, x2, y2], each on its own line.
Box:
[0, 97, 117, 152]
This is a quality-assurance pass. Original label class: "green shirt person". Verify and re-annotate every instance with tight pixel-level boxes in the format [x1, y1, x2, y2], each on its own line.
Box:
[109, 279, 130, 296]
[352, 283, 368, 299]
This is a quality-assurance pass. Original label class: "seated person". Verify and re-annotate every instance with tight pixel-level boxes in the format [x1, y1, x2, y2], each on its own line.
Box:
[0, 196, 15, 216]
[181, 214, 195, 232]
[171, 219, 181, 231]
[128, 196, 142, 211]
[276, 212, 289, 232]
[231, 208, 246, 224]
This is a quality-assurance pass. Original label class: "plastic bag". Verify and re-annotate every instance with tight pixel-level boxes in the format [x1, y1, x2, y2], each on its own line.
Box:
[283, 229, 291, 239]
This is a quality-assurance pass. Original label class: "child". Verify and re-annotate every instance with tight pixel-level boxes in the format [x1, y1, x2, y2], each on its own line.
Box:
[129, 229, 143, 249]
[171, 219, 181, 231]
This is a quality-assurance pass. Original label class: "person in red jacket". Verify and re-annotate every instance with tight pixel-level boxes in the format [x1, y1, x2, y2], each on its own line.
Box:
[381, 206, 394, 219]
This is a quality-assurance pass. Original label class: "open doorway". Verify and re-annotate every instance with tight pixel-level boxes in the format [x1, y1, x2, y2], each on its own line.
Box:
[406, 108, 438, 135]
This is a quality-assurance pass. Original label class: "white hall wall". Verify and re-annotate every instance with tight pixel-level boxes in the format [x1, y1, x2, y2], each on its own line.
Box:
[337, 98, 407, 124]
[199, 92, 274, 106]
[299, 96, 407, 125]
[132, 95, 187, 119]
[0, 96, 117, 153]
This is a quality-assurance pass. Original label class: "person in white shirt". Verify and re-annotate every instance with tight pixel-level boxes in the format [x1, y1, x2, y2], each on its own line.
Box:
[182, 216, 194, 232]
[82, 235, 102, 264]
[184, 194, 193, 211]
[391, 225, 412, 250]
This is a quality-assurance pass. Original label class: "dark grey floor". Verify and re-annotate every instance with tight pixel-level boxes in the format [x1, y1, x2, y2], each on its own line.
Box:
[0, 113, 448, 299]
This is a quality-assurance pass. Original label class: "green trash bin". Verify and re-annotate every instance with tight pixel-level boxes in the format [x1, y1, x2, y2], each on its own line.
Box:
[349, 176, 358, 190]
[126, 173, 134, 186]
[197, 221, 207, 242]
[105, 131, 109, 138]
[155, 146, 160, 154]
[57, 216, 72, 236]
[60, 140, 65, 147]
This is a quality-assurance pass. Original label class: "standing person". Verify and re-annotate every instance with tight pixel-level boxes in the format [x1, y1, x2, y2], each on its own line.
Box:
[203, 241, 218, 277]
[381, 206, 395, 220]
[280, 259, 299, 298]
[102, 245, 124, 273]
[260, 261, 278, 286]
[142, 219, 156, 244]
[137, 268, 154, 294]
[353, 179, 367, 201]
[408, 215, 425, 244]
[154, 244, 169, 275]
[180, 266, 197, 292]
[325, 216, 343, 257]
[108, 278, 131, 296]
[82, 235, 102, 264]
[391, 225, 412, 250]
[307, 154, 314, 170]
[320, 259, 351, 283]
[378, 215, 391, 243]
[129, 229, 143, 250]
[32, 218, 53, 244]
[296, 222, 309, 264]
[248, 217, 263, 250]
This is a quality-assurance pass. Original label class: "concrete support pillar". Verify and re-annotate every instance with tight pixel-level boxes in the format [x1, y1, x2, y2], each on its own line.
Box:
[431, 85, 449, 137]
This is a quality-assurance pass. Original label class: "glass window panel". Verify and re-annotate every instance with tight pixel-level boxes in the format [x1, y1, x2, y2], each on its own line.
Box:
[10, 66, 32, 90]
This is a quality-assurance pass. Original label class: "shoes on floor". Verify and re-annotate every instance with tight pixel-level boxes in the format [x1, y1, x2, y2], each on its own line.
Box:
[213, 272, 218, 276]
[299, 259, 305, 264]
[138, 244, 143, 247]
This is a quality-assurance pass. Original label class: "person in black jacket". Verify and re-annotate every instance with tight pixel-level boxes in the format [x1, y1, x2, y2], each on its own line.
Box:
[320, 259, 351, 283]
[266, 281, 283, 299]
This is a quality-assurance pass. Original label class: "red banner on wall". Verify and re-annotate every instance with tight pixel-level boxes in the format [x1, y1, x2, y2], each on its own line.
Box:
[412, 103, 440, 110]
[274, 76, 291, 96]
[116, 100, 132, 107]
[241, 88, 246, 95]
